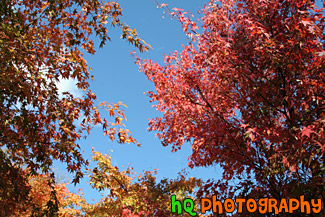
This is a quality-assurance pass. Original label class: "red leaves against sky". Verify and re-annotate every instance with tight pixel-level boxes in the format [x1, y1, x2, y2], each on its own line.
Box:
[138, 0, 324, 202]
[1, 0, 324, 215]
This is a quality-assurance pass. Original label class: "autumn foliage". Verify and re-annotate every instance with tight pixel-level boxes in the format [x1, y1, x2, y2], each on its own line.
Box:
[10, 149, 202, 217]
[83, 149, 202, 217]
[2, 0, 325, 216]
[0, 0, 148, 215]
[1, 0, 203, 216]
[138, 0, 325, 214]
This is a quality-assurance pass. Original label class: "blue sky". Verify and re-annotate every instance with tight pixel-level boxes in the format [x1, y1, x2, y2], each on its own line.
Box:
[56, 0, 222, 202]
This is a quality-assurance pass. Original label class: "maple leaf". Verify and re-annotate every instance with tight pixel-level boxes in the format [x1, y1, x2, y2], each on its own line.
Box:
[159, 3, 168, 7]
[301, 126, 314, 138]
[172, 7, 183, 11]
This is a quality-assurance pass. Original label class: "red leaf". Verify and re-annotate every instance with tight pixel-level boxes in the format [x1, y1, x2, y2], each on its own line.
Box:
[301, 126, 314, 138]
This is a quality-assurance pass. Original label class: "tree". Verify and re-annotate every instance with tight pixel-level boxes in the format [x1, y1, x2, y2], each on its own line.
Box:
[10, 171, 86, 216]
[137, 0, 324, 214]
[13, 149, 203, 217]
[82, 149, 203, 217]
[0, 0, 149, 215]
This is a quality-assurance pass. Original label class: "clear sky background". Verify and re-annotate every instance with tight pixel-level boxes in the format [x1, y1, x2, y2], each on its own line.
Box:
[56, 0, 222, 202]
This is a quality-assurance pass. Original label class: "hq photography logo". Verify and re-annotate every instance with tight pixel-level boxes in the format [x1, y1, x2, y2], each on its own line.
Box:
[170, 195, 322, 216]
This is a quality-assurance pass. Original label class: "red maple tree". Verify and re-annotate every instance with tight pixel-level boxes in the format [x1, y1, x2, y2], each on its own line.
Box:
[138, 0, 324, 212]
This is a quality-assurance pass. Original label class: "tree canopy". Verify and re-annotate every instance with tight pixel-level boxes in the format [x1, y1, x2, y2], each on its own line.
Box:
[138, 0, 324, 214]
[10, 149, 203, 216]
[0, 0, 148, 215]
